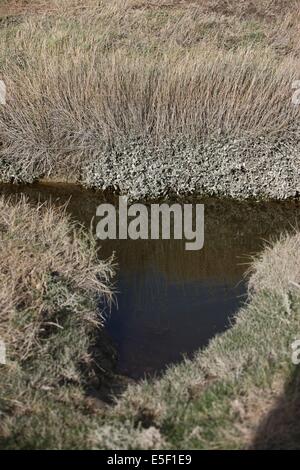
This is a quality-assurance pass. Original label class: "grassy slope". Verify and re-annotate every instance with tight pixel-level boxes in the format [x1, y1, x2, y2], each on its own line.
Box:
[1, 218, 299, 449]
[0, 197, 114, 449]
[90, 233, 300, 450]
[0, 0, 300, 449]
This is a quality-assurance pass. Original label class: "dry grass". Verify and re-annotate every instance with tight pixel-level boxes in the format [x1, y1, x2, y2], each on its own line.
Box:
[0, 1, 300, 448]
[1, 0, 299, 18]
[249, 231, 300, 294]
[1, 197, 300, 449]
[0, 196, 113, 354]
[0, 196, 114, 448]
[0, 1, 299, 182]
[93, 231, 300, 450]
[1, 50, 299, 163]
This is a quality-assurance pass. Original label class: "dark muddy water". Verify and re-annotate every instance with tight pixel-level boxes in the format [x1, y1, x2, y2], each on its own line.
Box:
[1, 183, 299, 379]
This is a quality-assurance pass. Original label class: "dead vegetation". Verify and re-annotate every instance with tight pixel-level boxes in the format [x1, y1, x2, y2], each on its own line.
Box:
[0, 196, 114, 448]
[96, 231, 300, 450]
[0, 1, 299, 183]
[0, 0, 300, 449]
[1, 217, 299, 449]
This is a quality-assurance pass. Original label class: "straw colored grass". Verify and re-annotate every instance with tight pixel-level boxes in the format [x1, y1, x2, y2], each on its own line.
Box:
[1, 216, 299, 449]
[0, 196, 114, 448]
[93, 231, 300, 450]
[0, 1, 299, 183]
[0, 1, 300, 448]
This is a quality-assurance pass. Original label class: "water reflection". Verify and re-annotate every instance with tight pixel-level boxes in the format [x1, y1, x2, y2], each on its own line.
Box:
[0, 182, 299, 378]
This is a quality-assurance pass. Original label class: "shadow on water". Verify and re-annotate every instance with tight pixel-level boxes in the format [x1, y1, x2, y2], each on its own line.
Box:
[0, 182, 299, 379]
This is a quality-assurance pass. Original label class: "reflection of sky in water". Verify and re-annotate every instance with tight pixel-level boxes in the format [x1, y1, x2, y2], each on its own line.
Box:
[106, 266, 247, 379]
[0, 183, 299, 380]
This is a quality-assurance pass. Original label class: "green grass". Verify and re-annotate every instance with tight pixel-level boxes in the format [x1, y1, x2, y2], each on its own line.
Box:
[96, 267, 300, 449]
[0, 1, 300, 449]
[1, 218, 299, 449]
[0, 197, 115, 449]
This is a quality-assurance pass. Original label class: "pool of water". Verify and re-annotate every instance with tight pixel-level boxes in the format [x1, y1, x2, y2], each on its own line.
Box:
[1, 182, 299, 379]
